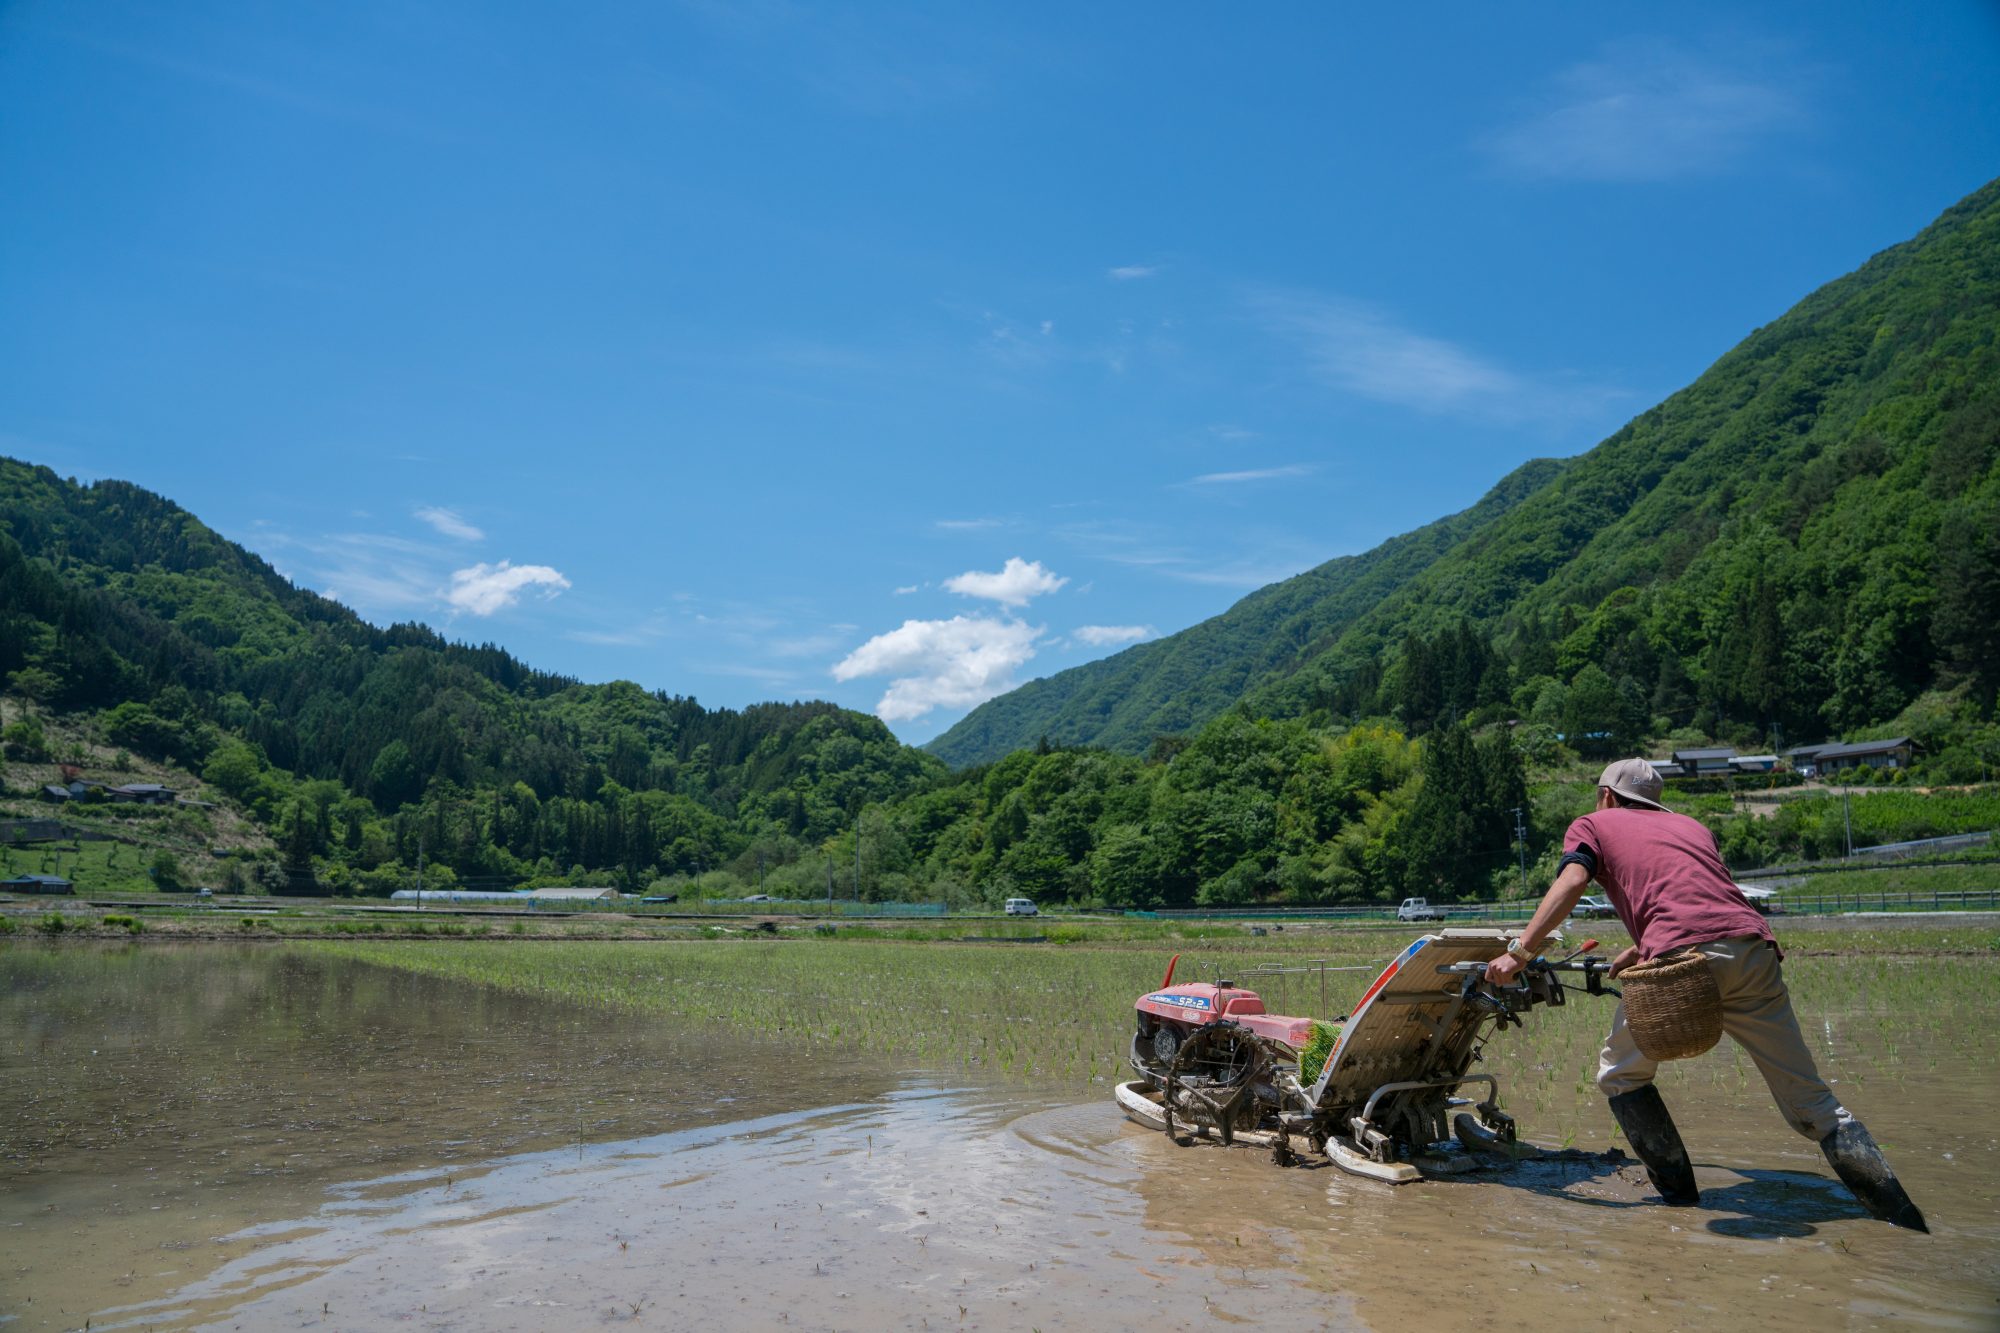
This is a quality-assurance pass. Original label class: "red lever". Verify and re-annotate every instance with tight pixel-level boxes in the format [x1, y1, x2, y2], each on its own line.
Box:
[1161, 953, 1181, 988]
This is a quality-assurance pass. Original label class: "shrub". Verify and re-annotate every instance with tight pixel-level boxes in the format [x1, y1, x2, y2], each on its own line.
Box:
[36, 912, 67, 936]
[149, 851, 187, 892]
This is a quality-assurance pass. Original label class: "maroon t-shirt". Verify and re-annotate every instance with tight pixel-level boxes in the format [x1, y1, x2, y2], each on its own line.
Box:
[1562, 807, 1773, 957]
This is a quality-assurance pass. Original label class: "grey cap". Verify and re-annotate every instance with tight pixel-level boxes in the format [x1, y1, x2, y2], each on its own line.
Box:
[1598, 758, 1669, 811]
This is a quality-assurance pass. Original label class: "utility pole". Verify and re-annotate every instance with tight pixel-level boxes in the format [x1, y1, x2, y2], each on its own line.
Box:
[1842, 787, 1853, 860]
[1510, 807, 1529, 896]
[853, 810, 863, 902]
[825, 854, 834, 910]
[416, 834, 426, 905]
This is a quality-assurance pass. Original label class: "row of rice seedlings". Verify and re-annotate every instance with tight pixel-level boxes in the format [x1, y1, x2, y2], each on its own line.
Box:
[306, 924, 1996, 1121]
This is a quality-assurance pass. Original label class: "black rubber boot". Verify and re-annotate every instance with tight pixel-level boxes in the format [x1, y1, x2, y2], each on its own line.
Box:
[1820, 1120, 1929, 1232]
[1607, 1086, 1699, 1206]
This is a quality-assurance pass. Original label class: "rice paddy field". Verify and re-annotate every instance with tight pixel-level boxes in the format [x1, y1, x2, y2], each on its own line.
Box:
[7, 921, 1997, 1329]
[316, 918, 2000, 1147]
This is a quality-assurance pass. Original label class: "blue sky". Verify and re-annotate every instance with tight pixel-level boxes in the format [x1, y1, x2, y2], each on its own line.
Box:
[3, 3, 1997, 742]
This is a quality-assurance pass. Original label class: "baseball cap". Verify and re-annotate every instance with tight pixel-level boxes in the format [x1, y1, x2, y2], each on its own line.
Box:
[1598, 758, 1669, 811]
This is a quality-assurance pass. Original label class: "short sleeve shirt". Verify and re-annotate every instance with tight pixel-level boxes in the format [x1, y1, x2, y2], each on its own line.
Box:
[1562, 807, 1773, 958]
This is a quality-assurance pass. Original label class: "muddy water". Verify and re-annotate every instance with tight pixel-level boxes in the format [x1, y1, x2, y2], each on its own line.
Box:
[4, 944, 1997, 1331]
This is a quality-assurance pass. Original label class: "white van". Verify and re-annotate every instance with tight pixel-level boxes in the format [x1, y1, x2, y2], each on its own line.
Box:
[1003, 897, 1039, 917]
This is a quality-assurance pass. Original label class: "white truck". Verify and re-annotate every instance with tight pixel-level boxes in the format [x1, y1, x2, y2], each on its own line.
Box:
[1396, 897, 1445, 923]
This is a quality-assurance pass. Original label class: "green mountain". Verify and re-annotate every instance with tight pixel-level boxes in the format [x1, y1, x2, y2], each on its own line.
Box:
[0, 461, 944, 892]
[930, 178, 2000, 766]
[928, 457, 1568, 766]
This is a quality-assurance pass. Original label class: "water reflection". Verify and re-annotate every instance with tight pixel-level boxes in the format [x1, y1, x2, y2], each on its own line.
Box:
[0, 942, 890, 1326]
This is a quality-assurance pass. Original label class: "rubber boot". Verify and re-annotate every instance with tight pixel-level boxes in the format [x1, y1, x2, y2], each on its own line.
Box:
[1820, 1120, 1929, 1232]
[1607, 1086, 1699, 1206]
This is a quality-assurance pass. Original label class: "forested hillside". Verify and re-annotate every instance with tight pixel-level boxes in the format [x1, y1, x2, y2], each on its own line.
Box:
[0, 460, 942, 894]
[933, 178, 2000, 766]
[928, 457, 1568, 766]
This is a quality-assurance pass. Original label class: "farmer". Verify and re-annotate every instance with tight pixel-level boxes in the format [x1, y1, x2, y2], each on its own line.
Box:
[1484, 758, 1927, 1231]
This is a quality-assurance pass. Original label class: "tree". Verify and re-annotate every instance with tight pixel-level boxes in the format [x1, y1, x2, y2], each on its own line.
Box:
[149, 851, 186, 892]
[367, 740, 421, 810]
[1933, 502, 2000, 711]
[1403, 726, 1481, 898]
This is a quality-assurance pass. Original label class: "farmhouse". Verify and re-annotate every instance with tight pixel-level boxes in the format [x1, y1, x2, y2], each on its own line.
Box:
[2, 873, 75, 894]
[1670, 747, 1737, 777]
[109, 783, 177, 805]
[1810, 737, 1916, 774]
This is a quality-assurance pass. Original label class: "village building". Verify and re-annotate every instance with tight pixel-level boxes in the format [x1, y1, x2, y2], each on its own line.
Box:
[1809, 737, 1916, 774]
[1669, 747, 1737, 777]
[2, 873, 75, 894]
[108, 783, 177, 805]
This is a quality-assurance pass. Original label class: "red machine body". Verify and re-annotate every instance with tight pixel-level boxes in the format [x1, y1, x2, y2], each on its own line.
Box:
[1135, 982, 1317, 1049]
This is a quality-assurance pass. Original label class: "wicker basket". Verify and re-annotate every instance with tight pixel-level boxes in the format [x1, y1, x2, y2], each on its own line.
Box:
[1621, 949, 1723, 1061]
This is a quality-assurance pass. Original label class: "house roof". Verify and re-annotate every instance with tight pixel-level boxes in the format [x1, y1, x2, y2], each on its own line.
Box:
[1813, 737, 1914, 760]
[1672, 747, 1736, 761]
[112, 783, 174, 793]
[3, 873, 73, 887]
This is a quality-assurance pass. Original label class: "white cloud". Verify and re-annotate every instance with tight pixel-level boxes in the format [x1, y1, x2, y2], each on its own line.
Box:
[255, 530, 443, 613]
[1188, 465, 1314, 485]
[414, 506, 484, 541]
[1250, 290, 1625, 425]
[1482, 38, 1805, 182]
[832, 615, 1042, 722]
[1109, 264, 1159, 281]
[893, 584, 921, 596]
[944, 557, 1067, 608]
[1074, 624, 1155, 647]
[934, 517, 1004, 531]
[445, 561, 572, 616]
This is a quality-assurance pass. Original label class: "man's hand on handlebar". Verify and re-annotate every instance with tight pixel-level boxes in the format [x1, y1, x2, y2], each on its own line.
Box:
[1607, 944, 1640, 978]
[1484, 952, 1526, 986]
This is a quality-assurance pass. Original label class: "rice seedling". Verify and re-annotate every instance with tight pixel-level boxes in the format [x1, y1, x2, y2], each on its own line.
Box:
[311, 921, 1995, 1112]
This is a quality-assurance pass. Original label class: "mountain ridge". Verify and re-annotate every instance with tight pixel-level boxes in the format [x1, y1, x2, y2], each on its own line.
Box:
[930, 176, 2000, 765]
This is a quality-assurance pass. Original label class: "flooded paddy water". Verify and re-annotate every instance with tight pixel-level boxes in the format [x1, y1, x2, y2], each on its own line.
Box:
[2, 938, 1996, 1330]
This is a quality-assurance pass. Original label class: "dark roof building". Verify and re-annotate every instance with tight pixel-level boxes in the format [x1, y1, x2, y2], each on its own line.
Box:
[1669, 747, 1737, 776]
[1811, 738, 1915, 772]
[109, 783, 177, 804]
[2, 873, 75, 894]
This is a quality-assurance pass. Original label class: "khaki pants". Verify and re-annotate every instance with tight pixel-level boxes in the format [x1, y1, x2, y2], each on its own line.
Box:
[1596, 935, 1850, 1141]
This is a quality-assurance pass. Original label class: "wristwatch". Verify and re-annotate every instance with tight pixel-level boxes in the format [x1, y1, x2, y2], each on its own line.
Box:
[1505, 937, 1534, 962]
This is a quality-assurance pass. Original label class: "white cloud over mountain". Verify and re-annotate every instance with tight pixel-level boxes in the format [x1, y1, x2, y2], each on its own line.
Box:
[445, 561, 572, 616]
[1074, 624, 1154, 647]
[832, 614, 1042, 721]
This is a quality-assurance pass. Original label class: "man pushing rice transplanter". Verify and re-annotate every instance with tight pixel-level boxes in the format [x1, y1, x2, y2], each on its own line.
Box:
[1483, 758, 1928, 1231]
